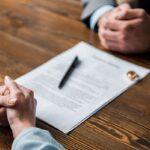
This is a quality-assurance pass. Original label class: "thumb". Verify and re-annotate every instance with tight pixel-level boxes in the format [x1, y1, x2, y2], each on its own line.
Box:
[0, 95, 17, 107]
[118, 3, 131, 10]
[115, 9, 144, 20]
[0, 76, 17, 107]
[5, 76, 19, 93]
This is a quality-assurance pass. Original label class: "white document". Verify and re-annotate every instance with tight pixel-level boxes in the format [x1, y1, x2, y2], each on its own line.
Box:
[16, 42, 150, 134]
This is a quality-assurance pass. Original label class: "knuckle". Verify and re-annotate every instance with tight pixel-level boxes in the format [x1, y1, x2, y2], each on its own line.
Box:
[26, 92, 31, 99]
[123, 10, 128, 17]
[139, 9, 146, 17]
[121, 24, 126, 31]
[26, 90, 34, 100]
[138, 18, 145, 25]
[121, 24, 133, 35]
[27, 89, 34, 96]
[26, 94, 31, 101]
[15, 90, 23, 99]
[122, 23, 129, 31]
[120, 33, 127, 41]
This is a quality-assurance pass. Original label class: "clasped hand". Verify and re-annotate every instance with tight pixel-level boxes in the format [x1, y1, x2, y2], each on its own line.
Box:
[99, 3, 150, 53]
[0, 76, 36, 138]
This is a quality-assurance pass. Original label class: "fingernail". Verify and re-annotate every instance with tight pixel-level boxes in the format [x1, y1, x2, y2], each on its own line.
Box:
[9, 98, 17, 105]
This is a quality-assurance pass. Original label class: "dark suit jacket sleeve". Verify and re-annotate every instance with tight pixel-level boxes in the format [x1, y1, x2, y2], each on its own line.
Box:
[81, 0, 149, 29]
[81, 0, 116, 28]
[81, 0, 150, 29]
[139, 0, 150, 14]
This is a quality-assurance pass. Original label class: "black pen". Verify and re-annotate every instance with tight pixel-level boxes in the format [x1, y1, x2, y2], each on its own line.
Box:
[58, 56, 79, 89]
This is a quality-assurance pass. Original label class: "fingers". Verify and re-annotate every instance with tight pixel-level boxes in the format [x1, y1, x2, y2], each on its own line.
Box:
[100, 38, 130, 54]
[0, 95, 17, 107]
[0, 80, 17, 107]
[115, 9, 146, 20]
[4, 76, 25, 101]
[99, 9, 126, 31]
[99, 28, 119, 41]
[99, 27, 127, 53]
[0, 86, 7, 95]
[17, 85, 37, 123]
[99, 27, 129, 53]
[0, 76, 22, 107]
[4, 76, 19, 94]
[19, 85, 35, 107]
[0, 85, 9, 96]
[100, 38, 120, 52]
[99, 16, 142, 53]
[101, 16, 123, 31]
[19, 85, 34, 99]
[0, 76, 35, 108]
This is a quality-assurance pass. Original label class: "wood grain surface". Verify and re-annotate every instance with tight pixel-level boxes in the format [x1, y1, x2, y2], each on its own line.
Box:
[0, 0, 150, 149]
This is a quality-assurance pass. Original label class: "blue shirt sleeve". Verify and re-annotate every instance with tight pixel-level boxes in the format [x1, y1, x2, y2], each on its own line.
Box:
[12, 127, 65, 150]
[90, 5, 114, 31]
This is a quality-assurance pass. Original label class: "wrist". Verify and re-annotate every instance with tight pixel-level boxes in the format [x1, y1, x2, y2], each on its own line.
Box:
[90, 5, 114, 31]
[98, 11, 110, 26]
[10, 118, 35, 138]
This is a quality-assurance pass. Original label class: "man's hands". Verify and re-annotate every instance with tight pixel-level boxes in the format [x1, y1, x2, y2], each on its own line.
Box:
[0, 76, 36, 138]
[5, 76, 36, 138]
[98, 3, 150, 54]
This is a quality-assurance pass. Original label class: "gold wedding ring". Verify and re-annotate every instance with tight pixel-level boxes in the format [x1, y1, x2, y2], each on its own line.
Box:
[127, 71, 139, 80]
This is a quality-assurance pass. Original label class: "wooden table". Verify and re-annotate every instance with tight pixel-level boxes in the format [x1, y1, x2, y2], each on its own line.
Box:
[0, 0, 150, 149]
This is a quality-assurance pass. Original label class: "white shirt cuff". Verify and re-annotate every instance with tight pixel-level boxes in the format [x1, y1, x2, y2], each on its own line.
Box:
[90, 5, 115, 30]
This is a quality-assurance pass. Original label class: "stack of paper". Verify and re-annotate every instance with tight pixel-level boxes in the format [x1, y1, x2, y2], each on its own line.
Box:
[16, 42, 150, 133]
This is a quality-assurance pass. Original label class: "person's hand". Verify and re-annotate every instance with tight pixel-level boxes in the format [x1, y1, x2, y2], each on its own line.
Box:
[98, 4, 130, 52]
[4, 76, 36, 138]
[0, 85, 15, 126]
[98, 3, 150, 53]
